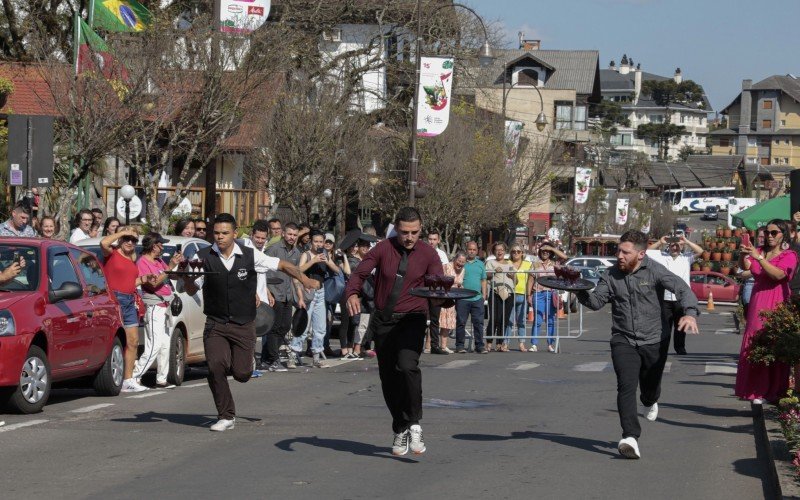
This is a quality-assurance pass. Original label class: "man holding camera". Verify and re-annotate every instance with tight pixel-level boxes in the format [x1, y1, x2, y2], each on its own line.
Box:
[647, 233, 703, 355]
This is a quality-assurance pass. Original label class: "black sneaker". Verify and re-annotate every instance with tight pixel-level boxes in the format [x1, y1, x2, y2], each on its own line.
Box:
[268, 361, 288, 372]
[392, 430, 410, 456]
[430, 347, 448, 355]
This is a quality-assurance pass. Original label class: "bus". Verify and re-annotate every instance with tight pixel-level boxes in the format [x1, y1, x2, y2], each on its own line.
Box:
[662, 187, 736, 213]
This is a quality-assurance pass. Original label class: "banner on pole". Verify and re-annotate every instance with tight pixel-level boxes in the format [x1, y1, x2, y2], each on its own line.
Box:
[615, 198, 629, 225]
[504, 120, 523, 168]
[219, 0, 271, 34]
[416, 57, 454, 137]
[642, 216, 651, 234]
[574, 167, 592, 204]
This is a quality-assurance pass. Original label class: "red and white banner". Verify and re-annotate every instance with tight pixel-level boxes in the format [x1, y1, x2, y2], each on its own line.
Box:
[416, 56, 454, 137]
[504, 120, 523, 168]
[574, 167, 592, 204]
[219, 0, 270, 34]
[615, 198, 629, 225]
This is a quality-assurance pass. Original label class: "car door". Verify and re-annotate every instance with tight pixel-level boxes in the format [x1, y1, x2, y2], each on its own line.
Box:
[707, 273, 736, 302]
[175, 241, 209, 359]
[689, 273, 707, 301]
[46, 246, 94, 372]
[71, 249, 116, 368]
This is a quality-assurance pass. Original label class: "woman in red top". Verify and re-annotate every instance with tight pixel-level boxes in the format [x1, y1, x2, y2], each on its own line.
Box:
[101, 227, 153, 393]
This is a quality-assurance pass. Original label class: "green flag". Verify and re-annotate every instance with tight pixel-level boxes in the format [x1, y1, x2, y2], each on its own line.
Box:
[93, 0, 152, 32]
[77, 18, 128, 79]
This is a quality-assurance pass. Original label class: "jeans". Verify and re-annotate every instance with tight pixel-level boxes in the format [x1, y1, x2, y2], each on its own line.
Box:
[455, 299, 484, 350]
[132, 304, 171, 384]
[610, 336, 669, 439]
[291, 289, 326, 355]
[531, 290, 555, 346]
[504, 294, 528, 341]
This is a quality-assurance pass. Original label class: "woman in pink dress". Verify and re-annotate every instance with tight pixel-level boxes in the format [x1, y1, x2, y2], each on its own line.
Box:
[735, 219, 798, 404]
[438, 252, 466, 353]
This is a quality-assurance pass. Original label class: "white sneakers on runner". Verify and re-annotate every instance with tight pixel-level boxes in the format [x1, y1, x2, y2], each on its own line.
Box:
[392, 430, 410, 456]
[618, 437, 641, 459]
[409, 424, 426, 454]
[210, 418, 235, 432]
[644, 403, 659, 422]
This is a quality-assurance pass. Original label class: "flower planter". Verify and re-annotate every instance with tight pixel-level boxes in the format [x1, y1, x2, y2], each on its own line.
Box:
[708, 242, 716, 250]
[723, 229, 732, 238]
[716, 229, 724, 237]
[692, 264, 701, 271]
[720, 267, 731, 275]
[701, 265, 712, 272]
[723, 252, 733, 261]
[712, 252, 722, 262]
[734, 229, 742, 237]
[702, 251, 710, 260]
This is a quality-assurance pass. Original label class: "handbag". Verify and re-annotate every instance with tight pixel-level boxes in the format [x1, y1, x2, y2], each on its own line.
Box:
[324, 269, 346, 305]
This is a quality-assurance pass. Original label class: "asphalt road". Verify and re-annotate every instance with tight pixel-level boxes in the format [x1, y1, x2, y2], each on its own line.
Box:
[0, 306, 772, 500]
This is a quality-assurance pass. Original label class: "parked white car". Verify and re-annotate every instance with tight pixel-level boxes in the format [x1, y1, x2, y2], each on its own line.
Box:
[76, 236, 211, 385]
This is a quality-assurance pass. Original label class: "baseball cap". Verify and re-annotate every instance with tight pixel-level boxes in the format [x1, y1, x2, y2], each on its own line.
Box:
[324, 232, 335, 243]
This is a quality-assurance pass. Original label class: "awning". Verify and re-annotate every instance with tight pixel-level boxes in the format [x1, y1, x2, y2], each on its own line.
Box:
[731, 196, 791, 230]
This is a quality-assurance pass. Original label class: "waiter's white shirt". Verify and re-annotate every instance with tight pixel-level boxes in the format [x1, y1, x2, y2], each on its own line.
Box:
[645, 249, 693, 302]
[435, 247, 449, 265]
[195, 242, 280, 291]
[242, 239, 272, 302]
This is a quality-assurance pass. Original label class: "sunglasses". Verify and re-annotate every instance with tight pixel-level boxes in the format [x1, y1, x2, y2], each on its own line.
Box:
[766, 230, 783, 237]
[511, 250, 522, 254]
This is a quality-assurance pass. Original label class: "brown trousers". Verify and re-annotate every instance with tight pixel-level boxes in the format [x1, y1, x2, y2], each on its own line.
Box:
[203, 319, 256, 420]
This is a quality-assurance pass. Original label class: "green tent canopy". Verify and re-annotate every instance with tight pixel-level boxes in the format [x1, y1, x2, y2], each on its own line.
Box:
[731, 196, 790, 230]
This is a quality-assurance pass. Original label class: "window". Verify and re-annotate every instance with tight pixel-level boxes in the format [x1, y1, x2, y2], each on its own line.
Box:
[784, 157, 790, 164]
[760, 138, 771, 148]
[763, 119, 772, 129]
[555, 102, 573, 130]
[781, 119, 786, 126]
[49, 251, 81, 292]
[690, 274, 706, 284]
[680, 115, 685, 124]
[71, 249, 107, 296]
[649, 114, 664, 124]
[763, 100, 773, 109]
[573, 105, 587, 130]
[760, 157, 769, 165]
[719, 138, 731, 147]
[517, 69, 539, 86]
[786, 139, 792, 145]
[774, 157, 780, 164]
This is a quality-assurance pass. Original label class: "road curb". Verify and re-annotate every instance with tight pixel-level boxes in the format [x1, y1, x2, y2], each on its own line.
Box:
[756, 403, 800, 499]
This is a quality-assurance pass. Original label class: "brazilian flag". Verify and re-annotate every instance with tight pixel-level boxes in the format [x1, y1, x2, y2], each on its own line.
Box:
[93, 0, 152, 32]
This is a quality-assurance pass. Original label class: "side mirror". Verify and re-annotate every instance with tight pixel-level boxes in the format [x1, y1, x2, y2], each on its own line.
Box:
[49, 281, 84, 302]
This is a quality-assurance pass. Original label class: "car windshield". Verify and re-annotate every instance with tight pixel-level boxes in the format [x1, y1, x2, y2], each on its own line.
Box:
[0, 244, 39, 291]
[580, 268, 600, 280]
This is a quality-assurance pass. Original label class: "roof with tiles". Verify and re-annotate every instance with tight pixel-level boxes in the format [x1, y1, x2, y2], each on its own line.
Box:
[0, 63, 62, 116]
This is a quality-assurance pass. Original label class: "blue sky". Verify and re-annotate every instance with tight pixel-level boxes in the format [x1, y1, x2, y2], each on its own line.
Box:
[468, 0, 800, 112]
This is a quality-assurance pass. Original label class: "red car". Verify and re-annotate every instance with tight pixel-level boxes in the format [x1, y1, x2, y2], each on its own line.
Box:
[689, 271, 741, 303]
[0, 239, 124, 413]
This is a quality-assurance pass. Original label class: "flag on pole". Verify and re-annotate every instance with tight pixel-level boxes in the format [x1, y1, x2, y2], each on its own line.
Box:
[416, 57, 454, 137]
[77, 18, 128, 80]
[93, 0, 152, 32]
[615, 198, 629, 225]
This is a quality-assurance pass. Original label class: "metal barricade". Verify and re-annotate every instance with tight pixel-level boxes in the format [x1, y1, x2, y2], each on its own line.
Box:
[476, 270, 585, 353]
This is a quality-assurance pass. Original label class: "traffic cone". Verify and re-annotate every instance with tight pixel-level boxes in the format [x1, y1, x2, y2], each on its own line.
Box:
[557, 304, 567, 319]
[707, 291, 715, 311]
[527, 308, 534, 322]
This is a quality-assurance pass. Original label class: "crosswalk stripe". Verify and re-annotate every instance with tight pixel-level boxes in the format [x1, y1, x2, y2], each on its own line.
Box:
[663, 362, 672, 374]
[127, 391, 167, 399]
[0, 419, 48, 432]
[512, 362, 540, 371]
[70, 403, 115, 413]
[714, 328, 739, 335]
[182, 382, 208, 388]
[573, 362, 611, 372]
[705, 362, 737, 374]
[436, 360, 479, 369]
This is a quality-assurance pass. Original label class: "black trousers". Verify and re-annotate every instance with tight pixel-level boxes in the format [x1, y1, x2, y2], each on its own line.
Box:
[610, 336, 670, 439]
[661, 300, 686, 354]
[204, 319, 255, 420]
[427, 303, 441, 349]
[373, 311, 427, 433]
[261, 300, 293, 364]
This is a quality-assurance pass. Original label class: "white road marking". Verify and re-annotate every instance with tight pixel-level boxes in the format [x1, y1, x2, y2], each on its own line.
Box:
[70, 403, 115, 413]
[436, 360, 479, 369]
[714, 328, 739, 335]
[705, 362, 737, 375]
[512, 362, 540, 371]
[0, 419, 48, 432]
[663, 362, 672, 374]
[127, 391, 167, 399]
[182, 382, 208, 388]
[573, 362, 611, 372]
[328, 358, 362, 366]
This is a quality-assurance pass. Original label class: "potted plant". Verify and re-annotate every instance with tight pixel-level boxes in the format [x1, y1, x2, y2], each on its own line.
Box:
[734, 228, 742, 237]
[722, 249, 733, 261]
[727, 239, 737, 250]
[692, 261, 701, 271]
[701, 261, 712, 272]
[723, 227, 732, 238]
[711, 249, 722, 261]
[708, 240, 716, 250]
[702, 250, 711, 260]
[0, 76, 13, 108]
[720, 262, 731, 275]
[716, 225, 724, 237]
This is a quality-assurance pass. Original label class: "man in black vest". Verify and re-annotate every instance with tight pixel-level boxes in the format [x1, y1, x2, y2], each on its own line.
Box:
[185, 213, 319, 432]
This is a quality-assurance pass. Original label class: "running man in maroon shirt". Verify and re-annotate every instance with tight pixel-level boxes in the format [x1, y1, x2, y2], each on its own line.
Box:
[345, 207, 445, 456]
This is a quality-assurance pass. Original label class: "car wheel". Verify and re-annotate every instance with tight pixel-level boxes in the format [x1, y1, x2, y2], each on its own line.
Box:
[93, 337, 124, 396]
[8, 345, 51, 414]
[167, 330, 185, 386]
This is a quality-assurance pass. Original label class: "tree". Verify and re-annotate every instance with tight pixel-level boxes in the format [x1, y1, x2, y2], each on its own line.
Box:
[678, 145, 695, 161]
[590, 100, 631, 139]
[636, 122, 685, 161]
[638, 79, 705, 160]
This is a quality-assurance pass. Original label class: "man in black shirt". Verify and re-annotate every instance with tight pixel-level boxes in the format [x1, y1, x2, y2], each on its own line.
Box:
[184, 214, 319, 432]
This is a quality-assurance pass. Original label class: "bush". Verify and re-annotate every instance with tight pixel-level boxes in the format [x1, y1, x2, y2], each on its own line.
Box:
[0, 77, 13, 95]
[748, 296, 800, 366]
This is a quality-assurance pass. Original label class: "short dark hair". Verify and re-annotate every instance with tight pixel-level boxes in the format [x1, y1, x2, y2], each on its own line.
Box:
[102, 216, 120, 236]
[298, 222, 310, 231]
[620, 230, 649, 250]
[75, 208, 93, 225]
[310, 229, 324, 240]
[427, 228, 440, 238]
[267, 217, 281, 226]
[13, 200, 31, 216]
[252, 219, 269, 234]
[395, 207, 422, 226]
[142, 232, 163, 253]
[214, 213, 237, 228]
[193, 218, 207, 227]
[91, 208, 103, 215]
[284, 222, 299, 231]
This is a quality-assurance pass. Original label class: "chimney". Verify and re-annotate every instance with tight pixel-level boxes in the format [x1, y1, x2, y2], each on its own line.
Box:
[609, 60, 616, 71]
[673, 67, 682, 84]
[634, 64, 642, 104]
[521, 39, 540, 51]
[619, 54, 630, 75]
[518, 32, 524, 50]
[738, 79, 753, 157]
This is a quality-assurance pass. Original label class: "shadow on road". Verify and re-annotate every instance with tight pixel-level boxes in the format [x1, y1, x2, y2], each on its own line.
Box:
[274, 436, 417, 463]
[112, 411, 261, 428]
[451, 431, 620, 458]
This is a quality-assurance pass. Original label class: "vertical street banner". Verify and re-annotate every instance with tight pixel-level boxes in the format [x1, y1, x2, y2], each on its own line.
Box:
[615, 198, 629, 225]
[504, 120, 523, 168]
[574, 167, 592, 204]
[416, 56, 454, 137]
[219, 0, 271, 34]
[641, 217, 651, 234]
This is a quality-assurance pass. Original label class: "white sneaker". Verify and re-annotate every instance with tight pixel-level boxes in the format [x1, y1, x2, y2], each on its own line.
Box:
[618, 437, 641, 459]
[121, 378, 149, 393]
[392, 430, 410, 456]
[752, 398, 764, 405]
[210, 418, 235, 432]
[644, 403, 658, 422]
[409, 424, 426, 454]
[547, 345, 556, 353]
[529, 345, 538, 352]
